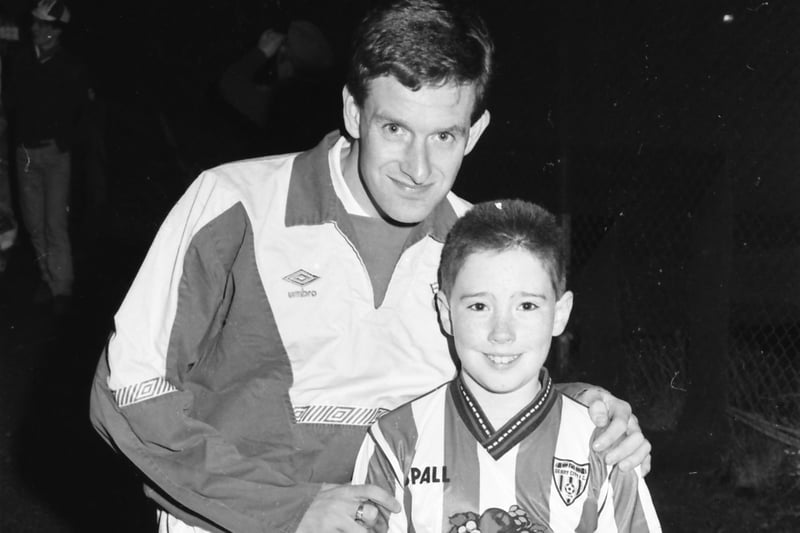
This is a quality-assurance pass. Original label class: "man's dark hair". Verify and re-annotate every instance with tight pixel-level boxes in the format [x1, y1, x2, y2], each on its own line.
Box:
[346, 0, 493, 123]
[439, 199, 568, 298]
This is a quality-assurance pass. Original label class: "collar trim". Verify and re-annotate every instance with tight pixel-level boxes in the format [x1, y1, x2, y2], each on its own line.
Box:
[451, 369, 557, 460]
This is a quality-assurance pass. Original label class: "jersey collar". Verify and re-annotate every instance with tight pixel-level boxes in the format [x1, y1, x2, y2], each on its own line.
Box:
[450, 369, 558, 460]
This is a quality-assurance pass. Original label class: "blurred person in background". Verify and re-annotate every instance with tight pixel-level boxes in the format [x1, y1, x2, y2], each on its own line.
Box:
[4, 0, 89, 313]
[0, 10, 19, 273]
[0, 83, 16, 274]
[219, 18, 340, 154]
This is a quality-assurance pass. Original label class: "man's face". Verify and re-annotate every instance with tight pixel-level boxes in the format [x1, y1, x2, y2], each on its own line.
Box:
[437, 247, 573, 399]
[343, 76, 490, 224]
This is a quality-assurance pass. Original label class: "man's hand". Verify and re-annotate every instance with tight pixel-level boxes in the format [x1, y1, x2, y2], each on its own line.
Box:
[296, 483, 401, 532]
[257, 29, 286, 58]
[580, 387, 652, 476]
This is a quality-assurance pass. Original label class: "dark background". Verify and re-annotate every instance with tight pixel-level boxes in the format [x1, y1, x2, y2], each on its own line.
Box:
[1, 0, 799, 531]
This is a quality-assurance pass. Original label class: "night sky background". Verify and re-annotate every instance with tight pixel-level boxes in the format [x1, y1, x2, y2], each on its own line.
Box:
[0, 0, 799, 531]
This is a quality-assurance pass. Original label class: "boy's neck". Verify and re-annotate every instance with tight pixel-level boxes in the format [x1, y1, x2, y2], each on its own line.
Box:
[460, 373, 543, 430]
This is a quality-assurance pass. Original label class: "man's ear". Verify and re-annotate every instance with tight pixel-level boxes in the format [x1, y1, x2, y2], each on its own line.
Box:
[464, 110, 490, 156]
[552, 290, 574, 337]
[435, 291, 453, 336]
[342, 86, 361, 140]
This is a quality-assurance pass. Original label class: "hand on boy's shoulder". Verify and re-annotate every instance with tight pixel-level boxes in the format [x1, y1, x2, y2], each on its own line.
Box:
[579, 386, 652, 476]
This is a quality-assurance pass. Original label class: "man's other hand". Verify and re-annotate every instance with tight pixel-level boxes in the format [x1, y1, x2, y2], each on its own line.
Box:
[296, 483, 401, 532]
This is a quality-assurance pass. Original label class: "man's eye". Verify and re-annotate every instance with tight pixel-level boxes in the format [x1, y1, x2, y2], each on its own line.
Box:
[384, 123, 402, 134]
[436, 132, 453, 142]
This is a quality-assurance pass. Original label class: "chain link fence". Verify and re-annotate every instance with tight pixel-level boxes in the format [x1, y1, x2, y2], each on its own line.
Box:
[549, 1, 800, 452]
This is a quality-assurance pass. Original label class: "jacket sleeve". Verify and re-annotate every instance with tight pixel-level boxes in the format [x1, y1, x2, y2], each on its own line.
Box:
[597, 466, 662, 532]
[89, 171, 320, 533]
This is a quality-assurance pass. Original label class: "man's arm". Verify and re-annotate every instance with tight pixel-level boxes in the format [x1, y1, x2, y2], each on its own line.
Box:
[89, 172, 319, 533]
[90, 348, 319, 533]
[556, 383, 652, 475]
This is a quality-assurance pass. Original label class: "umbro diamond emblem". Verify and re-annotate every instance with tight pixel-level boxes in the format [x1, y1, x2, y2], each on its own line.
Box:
[283, 269, 319, 298]
[283, 269, 320, 286]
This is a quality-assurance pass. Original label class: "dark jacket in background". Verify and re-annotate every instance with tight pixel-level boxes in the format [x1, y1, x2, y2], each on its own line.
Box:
[5, 45, 88, 150]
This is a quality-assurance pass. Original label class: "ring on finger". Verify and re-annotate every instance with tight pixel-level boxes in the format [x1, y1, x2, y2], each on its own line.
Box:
[354, 502, 365, 523]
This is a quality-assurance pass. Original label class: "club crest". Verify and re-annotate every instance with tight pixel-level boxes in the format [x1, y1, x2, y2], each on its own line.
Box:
[552, 458, 589, 506]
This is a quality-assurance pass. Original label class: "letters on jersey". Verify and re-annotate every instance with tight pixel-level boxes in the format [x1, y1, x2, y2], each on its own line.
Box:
[353, 369, 661, 531]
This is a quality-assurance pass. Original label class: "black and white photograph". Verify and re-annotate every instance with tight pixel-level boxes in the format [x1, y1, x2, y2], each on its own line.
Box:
[0, 1, 798, 531]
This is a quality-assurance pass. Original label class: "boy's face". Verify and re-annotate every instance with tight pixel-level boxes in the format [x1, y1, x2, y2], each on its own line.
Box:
[342, 76, 490, 224]
[437, 247, 573, 398]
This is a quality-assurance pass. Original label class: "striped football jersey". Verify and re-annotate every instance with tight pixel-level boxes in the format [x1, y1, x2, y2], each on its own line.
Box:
[352, 369, 661, 533]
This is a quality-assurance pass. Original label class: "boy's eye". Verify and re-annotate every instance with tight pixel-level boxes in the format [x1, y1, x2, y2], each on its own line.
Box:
[436, 131, 454, 142]
[467, 302, 487, 311]
[520, 302, 539, 311]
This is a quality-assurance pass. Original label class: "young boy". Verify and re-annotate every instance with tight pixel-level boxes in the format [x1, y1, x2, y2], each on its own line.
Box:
[352, 199, 661, 532]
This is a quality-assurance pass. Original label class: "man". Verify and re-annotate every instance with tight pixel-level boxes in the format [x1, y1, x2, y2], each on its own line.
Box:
[90, 2, 651, 532]
[5, 0, 87, 311]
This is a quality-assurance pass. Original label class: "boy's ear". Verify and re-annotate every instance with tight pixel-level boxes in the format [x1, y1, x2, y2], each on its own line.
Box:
[342, 86, 361, 140]
[435, 291, 453, 336]
[552, 290, 574, 337]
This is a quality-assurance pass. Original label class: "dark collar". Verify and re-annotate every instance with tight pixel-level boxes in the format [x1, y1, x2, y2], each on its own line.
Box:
[450, 369, 557, 460]
[285, 132, 459, 246]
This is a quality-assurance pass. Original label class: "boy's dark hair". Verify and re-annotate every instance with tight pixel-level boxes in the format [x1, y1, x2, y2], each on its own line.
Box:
[439, 199, 568, 297]
[346, 0, 493, 123]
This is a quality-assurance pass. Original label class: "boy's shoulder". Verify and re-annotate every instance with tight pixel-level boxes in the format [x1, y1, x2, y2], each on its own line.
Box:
[374, 382, 451, 438]
[377, 381, 451, 426]
[556, 390, 606, 456]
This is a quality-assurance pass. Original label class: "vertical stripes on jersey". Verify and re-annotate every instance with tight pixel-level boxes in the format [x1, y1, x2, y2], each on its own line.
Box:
[442, 396, 479, 532]
[406, 390, 448, 532]
[549, 397, 603, 532]
[355, 378, 662, 533]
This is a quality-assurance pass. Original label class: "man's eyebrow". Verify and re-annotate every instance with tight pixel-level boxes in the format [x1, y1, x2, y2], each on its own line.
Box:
[441, 124, 469, 137]
[374, 112, 408, 128]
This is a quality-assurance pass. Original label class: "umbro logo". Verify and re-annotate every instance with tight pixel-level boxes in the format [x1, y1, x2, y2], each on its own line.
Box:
[283, 269, 319, 298]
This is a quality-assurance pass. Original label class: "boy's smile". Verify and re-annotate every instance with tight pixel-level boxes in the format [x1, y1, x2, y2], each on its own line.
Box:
[437, 247, 573, 410]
